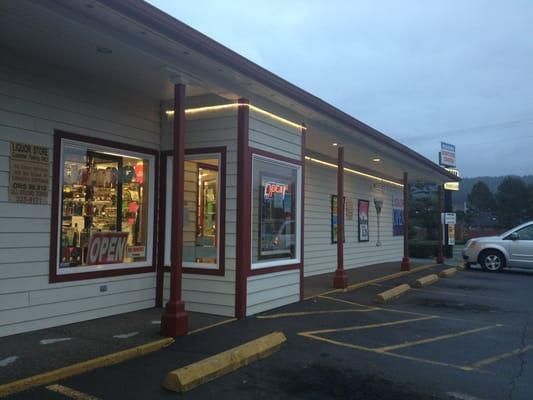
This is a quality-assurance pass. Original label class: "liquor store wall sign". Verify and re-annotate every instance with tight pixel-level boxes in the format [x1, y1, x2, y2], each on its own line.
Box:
[9, 141, 50, 204]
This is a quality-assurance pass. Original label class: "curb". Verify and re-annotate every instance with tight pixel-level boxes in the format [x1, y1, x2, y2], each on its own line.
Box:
[164, 331, 286, 392]
[412, 274, 439, 288]
[439, 267, 458, 278]
[373, 284, 410, 304]
[0, 338, 174, 398]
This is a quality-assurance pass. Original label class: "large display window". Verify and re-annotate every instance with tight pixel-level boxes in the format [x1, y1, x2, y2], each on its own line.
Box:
[164, 149, 225, 273]
[251, 154, 301, 269]
[52, 133, 155, 279]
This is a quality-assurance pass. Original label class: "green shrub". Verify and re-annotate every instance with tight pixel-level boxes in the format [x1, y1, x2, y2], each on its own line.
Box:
[408, 240, 438, 258]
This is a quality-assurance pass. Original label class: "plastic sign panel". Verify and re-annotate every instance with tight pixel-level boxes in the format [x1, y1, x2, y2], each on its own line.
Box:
[444, 167, 460, 191]
[442, 212, 457, 225]
[87, 232, 128, 265]
[439, 142, 456, 167]
[448, 225, 456, 246]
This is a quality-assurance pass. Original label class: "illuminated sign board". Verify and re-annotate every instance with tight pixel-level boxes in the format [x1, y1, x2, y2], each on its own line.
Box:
[263, 181, 288, 199]
[439, 142, 456, 167]
[444, 167, 460, 191]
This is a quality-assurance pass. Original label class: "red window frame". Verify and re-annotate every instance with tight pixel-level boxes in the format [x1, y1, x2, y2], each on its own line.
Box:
[49, 130, 158, 283]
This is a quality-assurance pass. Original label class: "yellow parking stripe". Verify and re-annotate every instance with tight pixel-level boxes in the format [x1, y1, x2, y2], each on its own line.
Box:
[46, 384, 100, 400]
[375, 324, 503, 352]
[471, 344, 533, 369]
[318, 295, 435, 317]
[299, 332, 473, 371]
[300, 315, 437, 336]
[188, 318, 237, 335]
[256, 308, 377, 319]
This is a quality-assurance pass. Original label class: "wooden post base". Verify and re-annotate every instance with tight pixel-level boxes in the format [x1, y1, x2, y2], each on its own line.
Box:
[161, 300, 188, 337]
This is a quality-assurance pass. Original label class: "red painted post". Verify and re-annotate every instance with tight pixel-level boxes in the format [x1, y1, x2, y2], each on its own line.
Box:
[235, 99, 251, 319]
[333, 146, 348, 288]
[299, 124, 306, 300]
[436, 185, 445, 264]
[160, 83, 188, 337]
[401, 171, 410, 271]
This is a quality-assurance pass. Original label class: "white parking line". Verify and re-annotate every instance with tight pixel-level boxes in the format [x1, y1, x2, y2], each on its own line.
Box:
[0, 356, 18, 367]
[113, 331, 139, 339]
[40, 338, 72, 345]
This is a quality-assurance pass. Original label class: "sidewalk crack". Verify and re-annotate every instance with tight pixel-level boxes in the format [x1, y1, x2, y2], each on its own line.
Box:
[508, 321, 528, 400]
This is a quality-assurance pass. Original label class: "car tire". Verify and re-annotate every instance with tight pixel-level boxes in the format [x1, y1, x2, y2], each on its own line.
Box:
[479, 250, 506, 272]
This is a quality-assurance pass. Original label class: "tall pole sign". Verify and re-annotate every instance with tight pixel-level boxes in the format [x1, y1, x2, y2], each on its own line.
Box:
[439, 142, 457, 258]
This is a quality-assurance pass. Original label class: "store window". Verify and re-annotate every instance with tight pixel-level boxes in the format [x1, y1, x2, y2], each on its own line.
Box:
[56, 137, 155, 275]
[251, 154, 301, 268]
[164, 150, 224, 271]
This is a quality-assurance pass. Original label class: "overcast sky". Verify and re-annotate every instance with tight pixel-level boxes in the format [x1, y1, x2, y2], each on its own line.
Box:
[150, 1, 533, 178]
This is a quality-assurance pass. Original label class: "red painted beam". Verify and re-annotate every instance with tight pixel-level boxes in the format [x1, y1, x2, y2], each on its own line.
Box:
[161, 83, 188, 336]
[333, 146, 348, 288]
[235, 99, 251, 318]
[401, 171, 410, 271]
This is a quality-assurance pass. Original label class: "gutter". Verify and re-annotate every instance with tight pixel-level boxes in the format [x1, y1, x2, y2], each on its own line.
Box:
[98, 0, 459, 182]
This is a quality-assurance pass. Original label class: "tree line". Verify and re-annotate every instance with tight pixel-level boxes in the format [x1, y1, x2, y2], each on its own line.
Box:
[467, 176, 533, 228]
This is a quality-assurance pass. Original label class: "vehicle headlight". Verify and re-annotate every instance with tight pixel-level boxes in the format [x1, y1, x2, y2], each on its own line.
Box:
[465, 240, 477, 249]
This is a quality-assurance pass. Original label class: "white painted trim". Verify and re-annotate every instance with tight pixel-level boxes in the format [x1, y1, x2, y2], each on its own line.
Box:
[250, 153, 302, 270]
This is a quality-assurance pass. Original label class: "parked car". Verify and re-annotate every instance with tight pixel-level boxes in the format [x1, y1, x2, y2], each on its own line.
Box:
[462, 221, 533, 271]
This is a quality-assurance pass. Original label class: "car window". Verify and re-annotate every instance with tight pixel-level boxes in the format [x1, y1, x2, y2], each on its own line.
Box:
[516, 225, 533, 240]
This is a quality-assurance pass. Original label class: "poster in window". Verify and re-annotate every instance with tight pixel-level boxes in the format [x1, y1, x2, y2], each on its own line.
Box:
[331, 195, 346, 243]
[392, 193, 404, 236]
[358, 199, 370, 242]
[259, 175, 294, 259]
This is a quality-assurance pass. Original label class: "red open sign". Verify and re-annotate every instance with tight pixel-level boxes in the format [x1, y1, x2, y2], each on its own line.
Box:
[264, 182, 287, 199]
[87, 232, 128, 265]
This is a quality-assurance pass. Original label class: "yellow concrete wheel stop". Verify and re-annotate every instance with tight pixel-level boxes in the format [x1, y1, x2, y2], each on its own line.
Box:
[412, 274, 439, 288]
[373, 283, 410, 304]
[439, 267, 458, 278]
[164, 331, 287, 392]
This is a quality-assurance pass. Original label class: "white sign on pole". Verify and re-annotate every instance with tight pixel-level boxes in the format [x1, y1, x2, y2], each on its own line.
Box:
[439, 142, 456, 168]
[441, 212, 456, 225]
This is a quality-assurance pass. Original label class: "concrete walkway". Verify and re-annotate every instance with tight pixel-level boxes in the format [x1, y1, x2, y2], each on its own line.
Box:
[0, 308, 231, 385]
[303, 259, 444, 299]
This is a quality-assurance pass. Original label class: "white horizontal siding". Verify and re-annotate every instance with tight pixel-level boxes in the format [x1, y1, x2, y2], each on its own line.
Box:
[0, 52, 160, 337]
[246, 270, 300, 316]
[304, 161, 403, 277]
[249, 109, 301, 161]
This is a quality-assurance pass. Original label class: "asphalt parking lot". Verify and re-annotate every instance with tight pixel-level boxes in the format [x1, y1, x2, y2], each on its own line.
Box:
[5, 264, 533, 400]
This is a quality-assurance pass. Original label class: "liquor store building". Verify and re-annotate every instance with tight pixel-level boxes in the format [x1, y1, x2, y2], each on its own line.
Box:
[0, 0, 457, 337]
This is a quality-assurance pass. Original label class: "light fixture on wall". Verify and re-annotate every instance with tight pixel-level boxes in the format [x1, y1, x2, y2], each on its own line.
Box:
[372, 157, 381, 162]
[164, 103, 306, 131]
[304, 156, 403, 188]
[332, 143, 338, 146]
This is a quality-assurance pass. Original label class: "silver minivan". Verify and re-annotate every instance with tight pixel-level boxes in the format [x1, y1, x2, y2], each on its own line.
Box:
[462, 221, 533, 271]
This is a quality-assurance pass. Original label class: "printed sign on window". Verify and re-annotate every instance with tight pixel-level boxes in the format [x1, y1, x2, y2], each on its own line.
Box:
[358, 199, 370, 242]
[87, 232, 128, 265]
[392, 193, 404, 236]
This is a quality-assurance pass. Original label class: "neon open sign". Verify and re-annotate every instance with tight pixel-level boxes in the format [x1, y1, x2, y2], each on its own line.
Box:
[264, 182, 287, 199]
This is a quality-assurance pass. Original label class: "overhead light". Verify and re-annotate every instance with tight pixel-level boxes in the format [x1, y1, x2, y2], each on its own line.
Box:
[304, 156, 403, 187]
[372, 157, 381, 162]
[97, 47, 112, 54]
[332, 143, 338, 146]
